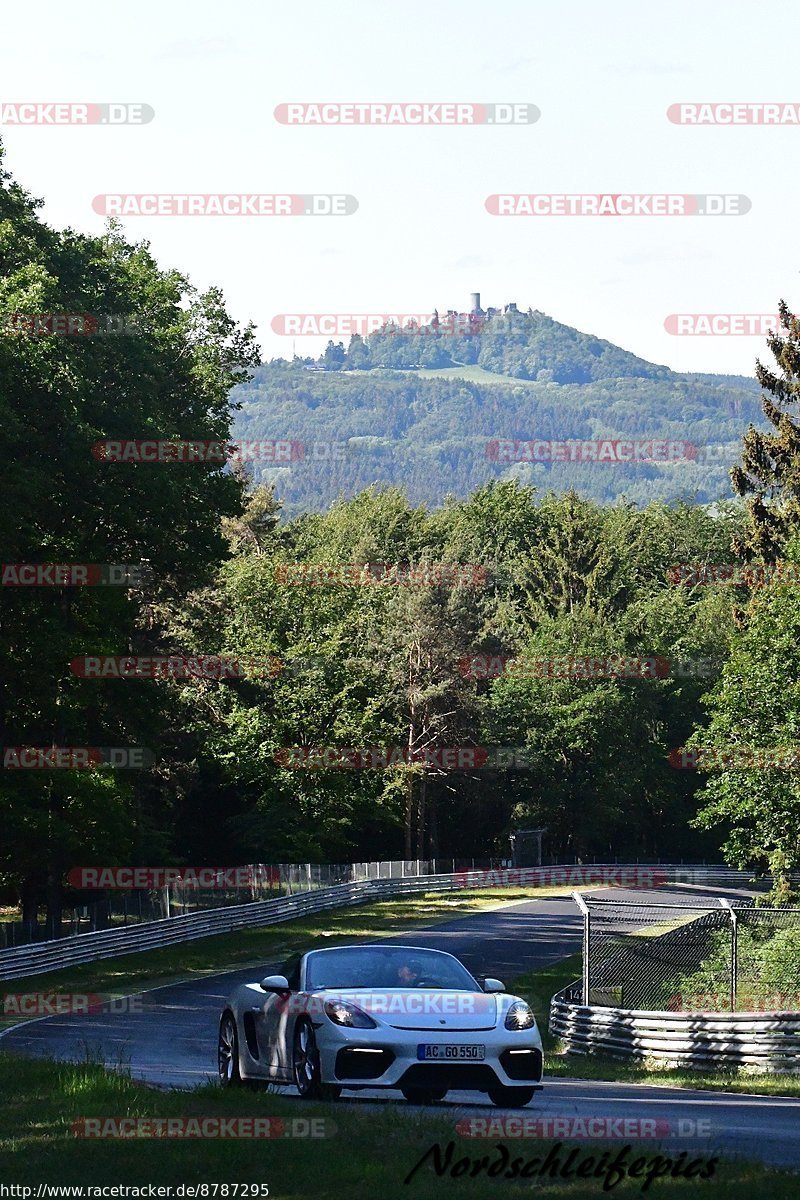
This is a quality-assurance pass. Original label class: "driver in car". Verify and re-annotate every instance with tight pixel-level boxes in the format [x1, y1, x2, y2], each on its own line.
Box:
[395, 959, 423, 986]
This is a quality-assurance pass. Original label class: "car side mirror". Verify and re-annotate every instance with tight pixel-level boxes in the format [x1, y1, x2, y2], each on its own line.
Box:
[483, 977, 505, 993]
[260, 974, 290, 993]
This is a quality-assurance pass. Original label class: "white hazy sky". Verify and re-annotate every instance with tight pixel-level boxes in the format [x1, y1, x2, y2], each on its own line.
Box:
[2, 0, 799, 375]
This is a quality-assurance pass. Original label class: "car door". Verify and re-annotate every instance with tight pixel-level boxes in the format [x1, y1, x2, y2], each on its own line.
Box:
[254, 954, 302, 1080]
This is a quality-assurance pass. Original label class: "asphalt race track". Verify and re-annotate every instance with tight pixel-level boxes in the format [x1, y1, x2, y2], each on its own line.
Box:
[3, 885, 800, 1169]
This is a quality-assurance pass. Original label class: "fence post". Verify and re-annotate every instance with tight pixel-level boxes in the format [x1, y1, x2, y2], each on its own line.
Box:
[719, 898, 737, 1012]
[573, 891, 591, 1005]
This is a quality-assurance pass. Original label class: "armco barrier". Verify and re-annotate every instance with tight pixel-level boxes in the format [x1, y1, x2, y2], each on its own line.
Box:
[549, 984, 800, 1072]
[0, 864, 776, 982]
[0, 875, 454, 982]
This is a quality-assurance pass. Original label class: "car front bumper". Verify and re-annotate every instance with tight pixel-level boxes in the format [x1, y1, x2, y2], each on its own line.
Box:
[316, 1023, 544, 1091]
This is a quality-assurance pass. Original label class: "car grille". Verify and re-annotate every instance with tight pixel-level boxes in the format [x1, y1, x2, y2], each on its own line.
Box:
[335, 1047, 395, 1080]
[499, 1047, 543, 1081]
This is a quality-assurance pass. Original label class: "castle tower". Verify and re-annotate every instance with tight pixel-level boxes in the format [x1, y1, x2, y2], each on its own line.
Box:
[470, 292, 483, 315]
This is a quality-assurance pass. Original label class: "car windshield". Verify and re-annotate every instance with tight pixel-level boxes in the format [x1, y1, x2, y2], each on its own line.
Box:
[304, 946, 479, 991]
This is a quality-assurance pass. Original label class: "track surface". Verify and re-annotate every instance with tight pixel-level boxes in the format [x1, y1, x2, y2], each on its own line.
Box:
[3, 885, 800, 1168]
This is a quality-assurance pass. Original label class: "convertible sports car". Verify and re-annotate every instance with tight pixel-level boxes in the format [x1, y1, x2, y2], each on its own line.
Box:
[218, 943, 544, 1106]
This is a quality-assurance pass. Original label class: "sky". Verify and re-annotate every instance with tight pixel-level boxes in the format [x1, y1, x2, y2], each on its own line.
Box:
[1, 0, 799, 376]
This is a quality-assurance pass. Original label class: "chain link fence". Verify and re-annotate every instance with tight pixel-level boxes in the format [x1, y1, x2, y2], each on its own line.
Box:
[573, 893, 800, 1013]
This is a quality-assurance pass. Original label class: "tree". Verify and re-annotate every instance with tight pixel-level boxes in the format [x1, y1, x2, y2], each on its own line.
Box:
[731, 301, 800, 560]
[0, 140, 259, 923]
[322, 340, 346, 370]
[689, 554, 800, 896]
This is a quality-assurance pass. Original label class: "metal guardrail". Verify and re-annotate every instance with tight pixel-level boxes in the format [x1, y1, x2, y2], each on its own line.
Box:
[0, 873, 463, 982]
[549, 987, 800, 1071]
[0, 863, 780, 983]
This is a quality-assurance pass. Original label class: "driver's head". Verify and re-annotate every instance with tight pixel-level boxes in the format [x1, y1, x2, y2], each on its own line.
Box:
[397, 959, 422, 985]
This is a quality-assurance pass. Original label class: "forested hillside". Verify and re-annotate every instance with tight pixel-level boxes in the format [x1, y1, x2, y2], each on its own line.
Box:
[233, 309, 764, 517]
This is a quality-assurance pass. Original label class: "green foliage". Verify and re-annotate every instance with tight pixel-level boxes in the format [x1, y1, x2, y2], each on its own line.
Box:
[689, 547, 800, 889]
[732, 301, 800, 560]
[232, 356, 761, 520]
[165, 481, 743, 864]
[659, 921, 800, 1011]
[0, 141, 258, 916]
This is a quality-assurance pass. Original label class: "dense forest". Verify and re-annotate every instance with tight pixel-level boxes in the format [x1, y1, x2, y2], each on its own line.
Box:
[3, 141, 800, 928]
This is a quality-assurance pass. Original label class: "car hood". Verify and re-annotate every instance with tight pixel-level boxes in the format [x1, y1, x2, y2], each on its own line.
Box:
[313, 988, 499, 1031]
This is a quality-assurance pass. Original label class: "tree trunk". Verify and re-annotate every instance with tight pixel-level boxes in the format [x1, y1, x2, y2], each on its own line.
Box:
[404, 774, 414, 859]
[429, 789, 438, 858]
[45, 870, 63, 939]
[20, 878, 39, 930]
[415, 771, 427, 858]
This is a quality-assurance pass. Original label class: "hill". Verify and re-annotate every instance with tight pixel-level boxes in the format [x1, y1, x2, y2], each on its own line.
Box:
[231, 304, 764, 517]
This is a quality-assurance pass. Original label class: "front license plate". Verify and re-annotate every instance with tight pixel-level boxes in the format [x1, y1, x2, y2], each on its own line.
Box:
[416, 1043, 486, 1061]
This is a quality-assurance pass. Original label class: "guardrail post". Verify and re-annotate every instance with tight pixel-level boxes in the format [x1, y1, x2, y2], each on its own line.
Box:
[719, 899, 738, 1012]
[572, 891, 591, 1005]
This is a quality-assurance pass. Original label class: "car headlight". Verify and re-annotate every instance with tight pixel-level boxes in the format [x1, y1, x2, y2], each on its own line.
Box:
[323, 999, 377, 1028]
[504, 1001, 536, 1031]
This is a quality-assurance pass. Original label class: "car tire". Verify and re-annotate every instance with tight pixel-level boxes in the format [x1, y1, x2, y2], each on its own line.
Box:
[293, 1020, 341, 1101]
[488, 1085, 535, 1108]
[400, 1087, 447, 1104]
[218, 1013, 243, 1087]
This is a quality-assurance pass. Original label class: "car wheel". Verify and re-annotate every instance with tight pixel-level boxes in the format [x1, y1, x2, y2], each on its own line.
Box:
[488, 1085, 535, 1108]
[400, 1087, 447, 1104]
[293, 1020, 341, 1101]
[218, 1013, 242, 1087]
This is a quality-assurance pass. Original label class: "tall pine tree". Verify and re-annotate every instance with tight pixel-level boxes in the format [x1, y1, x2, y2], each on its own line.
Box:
[732, 300, 800, 560]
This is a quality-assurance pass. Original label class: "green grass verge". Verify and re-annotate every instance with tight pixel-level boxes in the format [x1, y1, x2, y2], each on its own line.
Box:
[0, 1055, 795, 1197]
[511, 956, 800, 1098]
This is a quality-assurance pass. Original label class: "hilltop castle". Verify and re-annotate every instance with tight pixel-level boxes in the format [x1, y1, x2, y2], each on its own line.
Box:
[431, 292, 520, 329]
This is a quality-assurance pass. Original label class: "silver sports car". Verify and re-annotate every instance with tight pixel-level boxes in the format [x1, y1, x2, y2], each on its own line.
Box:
[217, 943, 544, 1106]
